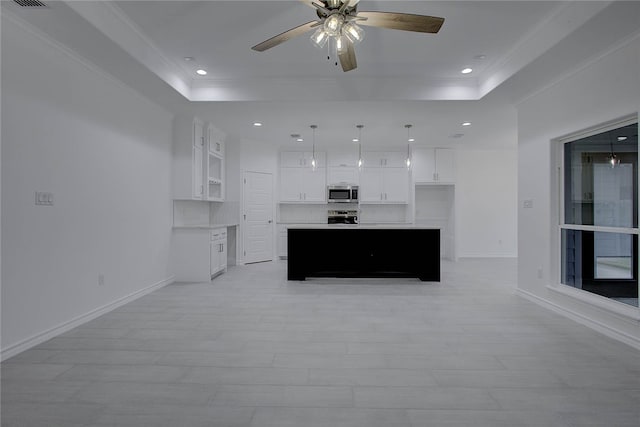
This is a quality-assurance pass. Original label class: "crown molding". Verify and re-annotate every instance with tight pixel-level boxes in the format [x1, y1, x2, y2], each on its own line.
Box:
[64, 0, 193, 99]
[1, 7, 170, 114]
[477, 1, 612, 99]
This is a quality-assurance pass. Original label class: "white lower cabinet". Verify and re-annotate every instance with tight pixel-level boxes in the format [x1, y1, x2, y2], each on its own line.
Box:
[277, 225, 288, 259]
[210, 229, 227, 276]
[171, 227, 227, 282]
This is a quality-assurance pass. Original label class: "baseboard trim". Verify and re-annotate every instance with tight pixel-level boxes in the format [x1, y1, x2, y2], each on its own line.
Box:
[517, 288, 640, 351]
[1, 276, 175, 361]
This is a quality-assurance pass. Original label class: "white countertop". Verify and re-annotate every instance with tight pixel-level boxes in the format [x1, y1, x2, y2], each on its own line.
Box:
[285, 224, 440, 230]
[172, 223, 238, 230]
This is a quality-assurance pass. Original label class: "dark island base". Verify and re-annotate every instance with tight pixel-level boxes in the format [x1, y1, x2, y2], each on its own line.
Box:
[287, 228, 440, 282]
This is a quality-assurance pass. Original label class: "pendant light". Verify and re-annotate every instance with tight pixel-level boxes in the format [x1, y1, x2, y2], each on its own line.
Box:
[405, 124, 413, 169]
[310, 124, 318, 171]
[356, 124, 364, 170]
[607, 132, 620, 168]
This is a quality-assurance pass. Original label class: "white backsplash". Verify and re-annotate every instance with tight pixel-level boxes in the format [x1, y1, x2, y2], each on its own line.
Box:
[278, 204, 328, 224]
[210, 201, 240, 225]
[278, 203, 409, 224]
[173, 200, 240, 226]
[173, 200, 210, 226]
[359, 204, 409, 224]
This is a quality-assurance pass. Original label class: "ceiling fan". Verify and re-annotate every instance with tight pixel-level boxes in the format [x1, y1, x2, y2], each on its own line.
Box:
[251, 0, 445, 72]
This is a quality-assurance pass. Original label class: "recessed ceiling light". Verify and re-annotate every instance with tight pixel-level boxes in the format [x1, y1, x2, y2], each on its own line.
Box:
[618, 136, 628, 141]
[196, 69, 207, 75]
[408, 138, 415, 142]
[352, 138, 359, 142]
[461, 68, 473, 74]
[184, 57, 194, 62]
[253, 122, 263, 127]
[462, 122, 471, 126]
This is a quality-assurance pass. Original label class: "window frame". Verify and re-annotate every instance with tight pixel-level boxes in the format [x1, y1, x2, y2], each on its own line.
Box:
[555, 115, 639, 310]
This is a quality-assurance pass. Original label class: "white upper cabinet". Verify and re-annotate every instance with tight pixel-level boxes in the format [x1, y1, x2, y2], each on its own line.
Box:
[279, 151, 326, 203]
[205, 123, 225, 201]
[360, 167, 409, 204]
[173, 116, 205, 200]
[328, 167, 359, 185]
[412, 148, 456, 183]
[362, 151, 406, 168]
[327, 150, 359, 185]
[360, 151, 409, 204]
[327, 150, 359, 167]
[208, 125, 225, 157]
[280, 151, 326, 168]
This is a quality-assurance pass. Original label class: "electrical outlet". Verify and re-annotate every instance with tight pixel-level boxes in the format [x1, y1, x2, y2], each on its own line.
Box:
[523, 199, 533, 209]
[98, 274, 105, 286]
[35, 191, 54, 206]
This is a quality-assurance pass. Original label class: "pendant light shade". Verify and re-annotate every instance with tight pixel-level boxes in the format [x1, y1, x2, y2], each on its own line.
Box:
[405, 124, 413, 170]
[608, 133, 620, 168]
[310, 125, 318, 171]
[311, 28, 329, 48]
[323, 14, 344, 37]
[356, 125, 364, 170]
[343, 21, 365, 44]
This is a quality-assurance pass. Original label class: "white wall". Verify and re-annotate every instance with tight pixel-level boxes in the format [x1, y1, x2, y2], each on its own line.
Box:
[1, 16, 174, 358]
[456, 149, 518, 258]
[517, 35, 640, 348]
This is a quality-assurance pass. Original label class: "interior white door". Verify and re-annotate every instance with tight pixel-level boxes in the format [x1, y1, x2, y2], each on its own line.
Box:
[243, 171, 274, 264]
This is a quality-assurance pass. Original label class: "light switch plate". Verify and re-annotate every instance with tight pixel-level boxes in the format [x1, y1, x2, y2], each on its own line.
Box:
[35, 191, 54, 206]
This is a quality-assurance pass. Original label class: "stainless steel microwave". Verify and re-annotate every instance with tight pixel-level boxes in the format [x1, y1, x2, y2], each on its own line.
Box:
[327, 184, 358, 203]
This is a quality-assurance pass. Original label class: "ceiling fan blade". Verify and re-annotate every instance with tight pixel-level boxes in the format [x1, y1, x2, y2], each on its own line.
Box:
[252, 21, 318, 52]
[357, 11, 444, 33]
[338, 39, 357, 72]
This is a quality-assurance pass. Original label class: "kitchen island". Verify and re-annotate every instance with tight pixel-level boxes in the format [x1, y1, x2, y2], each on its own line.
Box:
[287, 225, 440, 282]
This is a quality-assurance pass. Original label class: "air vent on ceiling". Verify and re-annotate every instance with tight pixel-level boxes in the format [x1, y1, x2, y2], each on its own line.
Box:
[13, 0, 48, 8]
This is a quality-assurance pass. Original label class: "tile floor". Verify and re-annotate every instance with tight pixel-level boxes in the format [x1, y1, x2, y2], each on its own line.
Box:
[2, 258, 639, 427]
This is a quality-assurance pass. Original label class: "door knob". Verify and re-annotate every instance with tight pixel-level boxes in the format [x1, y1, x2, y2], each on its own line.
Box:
[268, 220, 273, 223]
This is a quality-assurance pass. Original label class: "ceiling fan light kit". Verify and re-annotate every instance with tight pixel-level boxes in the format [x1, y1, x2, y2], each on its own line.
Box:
[252, 0, 444, 72]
